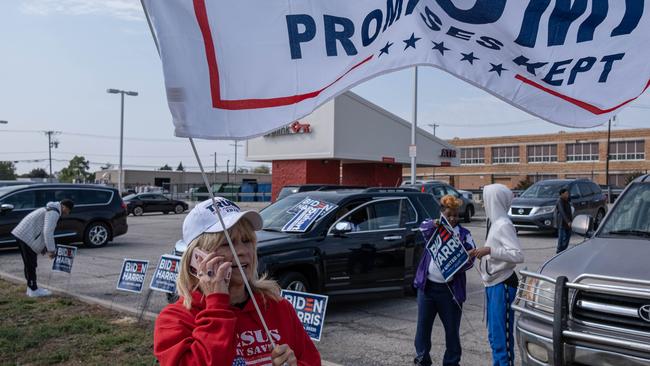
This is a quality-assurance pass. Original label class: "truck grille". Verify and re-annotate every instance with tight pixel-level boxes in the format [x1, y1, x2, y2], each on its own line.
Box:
[573, 291, 650, 333]
[511, 207, 532, 216]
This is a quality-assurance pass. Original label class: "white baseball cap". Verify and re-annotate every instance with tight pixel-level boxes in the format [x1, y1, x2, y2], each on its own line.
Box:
[182, 197, 263, 245]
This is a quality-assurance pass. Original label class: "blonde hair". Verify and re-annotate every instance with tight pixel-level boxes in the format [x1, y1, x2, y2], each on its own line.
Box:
[177, 219, 281, 309]
[440, 195, 462, 210]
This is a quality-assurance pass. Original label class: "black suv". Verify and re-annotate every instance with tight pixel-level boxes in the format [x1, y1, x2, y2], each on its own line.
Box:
[509, 179, 608, 232]
[0, 184, 128, 248]
[174, 188, 439, 298]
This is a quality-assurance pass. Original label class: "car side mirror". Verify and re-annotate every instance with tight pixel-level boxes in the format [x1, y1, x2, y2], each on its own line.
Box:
[332, 221, 353, 236]
[0, 204, 14, 213]
[572, 215, 593, 237]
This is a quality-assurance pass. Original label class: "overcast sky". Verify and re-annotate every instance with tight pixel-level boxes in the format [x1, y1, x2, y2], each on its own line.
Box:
[1, 0, 649, 174]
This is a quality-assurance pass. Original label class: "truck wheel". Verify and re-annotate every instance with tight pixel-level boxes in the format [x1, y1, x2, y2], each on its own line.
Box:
[594, 209, 605, 228]
[278, 272, 310, 293]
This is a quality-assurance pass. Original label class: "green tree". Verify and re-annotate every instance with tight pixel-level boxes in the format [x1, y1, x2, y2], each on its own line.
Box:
[159, 164, 172, 171]
[176, 162, 185, 172]
[0, 161, 17, 180]
[253, 165, 270, 174]
[515, 178, 533, 191]
[26, 168, 49, 179]
[58, 156, 93, 183]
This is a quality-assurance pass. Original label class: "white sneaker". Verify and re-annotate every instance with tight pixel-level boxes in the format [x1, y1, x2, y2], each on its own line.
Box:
[26, 288, 52, 297]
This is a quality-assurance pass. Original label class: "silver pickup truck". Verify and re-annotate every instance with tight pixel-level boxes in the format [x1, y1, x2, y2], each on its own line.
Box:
[514, 175, 650, 365]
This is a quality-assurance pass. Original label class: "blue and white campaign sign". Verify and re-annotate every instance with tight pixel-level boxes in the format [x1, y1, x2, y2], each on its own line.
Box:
[283, 198, 338, 233]
[116, 259, 149, 294]
[149, 255, 182, 294]
[281, 290, 329, 342]
[426, 215, 469, 282]
[52, 245, 77, 274]
[143, 1, 650, 139]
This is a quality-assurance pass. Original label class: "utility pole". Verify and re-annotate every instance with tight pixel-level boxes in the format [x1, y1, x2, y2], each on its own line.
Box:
[427, 123, 440, 137]
[230, 141, 242, 184]
[212, 152, 217, 184]
[44, 131, 61, 182]
[605, 116, 614, 203]
[226, 160, 230, 185]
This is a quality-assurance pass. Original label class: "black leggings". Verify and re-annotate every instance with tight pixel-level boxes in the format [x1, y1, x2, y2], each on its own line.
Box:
[17, 237, 38, 290]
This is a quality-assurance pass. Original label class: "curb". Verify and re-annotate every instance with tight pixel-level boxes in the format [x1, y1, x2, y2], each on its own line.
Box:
[0, 270, 345, 366]
[0, 270, 158, 321]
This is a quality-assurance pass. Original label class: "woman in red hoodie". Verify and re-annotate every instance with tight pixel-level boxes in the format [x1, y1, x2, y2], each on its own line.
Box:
[154, 198, 321, 366]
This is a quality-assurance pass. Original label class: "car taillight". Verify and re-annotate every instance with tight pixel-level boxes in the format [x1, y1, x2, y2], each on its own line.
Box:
[121, 201, 127, 210]
[421, 186, 425, 192]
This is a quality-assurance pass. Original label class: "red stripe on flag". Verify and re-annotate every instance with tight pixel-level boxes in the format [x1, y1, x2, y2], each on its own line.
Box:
[192, 0, 373, 110]
[515, 75, 650, 115]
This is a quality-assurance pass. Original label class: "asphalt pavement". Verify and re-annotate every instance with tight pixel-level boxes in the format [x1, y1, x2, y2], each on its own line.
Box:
[0, 206, 584, 365]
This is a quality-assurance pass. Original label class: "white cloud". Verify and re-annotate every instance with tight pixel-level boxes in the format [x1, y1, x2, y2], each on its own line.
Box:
[21, 0, 144, 21]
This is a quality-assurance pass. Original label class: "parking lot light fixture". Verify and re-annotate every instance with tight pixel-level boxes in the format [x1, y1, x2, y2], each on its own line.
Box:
[106, 88, 139, 194]
[0, 120, 7, 124]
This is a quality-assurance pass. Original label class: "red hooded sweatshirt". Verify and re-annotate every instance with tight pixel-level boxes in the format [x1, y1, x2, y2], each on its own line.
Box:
[154, 291, 321, 366]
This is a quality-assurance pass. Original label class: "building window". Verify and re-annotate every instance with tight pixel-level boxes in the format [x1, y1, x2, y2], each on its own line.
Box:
[460, 147, 485, 165]
[566, 142, 599, 162]
[492, 146, 520, 164]
[527, 144, 558, 163]
[608, 174, 628, 189]
[527, 174, 558, 183]
[609, 140, 645, 161]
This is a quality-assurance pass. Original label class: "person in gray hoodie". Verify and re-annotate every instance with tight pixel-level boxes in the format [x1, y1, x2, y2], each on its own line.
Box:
[469, 184, 523, 366]
[11, 199, 74, 297]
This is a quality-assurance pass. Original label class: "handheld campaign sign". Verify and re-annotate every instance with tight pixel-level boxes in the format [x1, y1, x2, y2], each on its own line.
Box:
[52, 245, 77, 274]
[282, 198, 338, 233]
[116, 259, 149, 293]
[281, 290, 329, 342]
[150, 255, 182, 294]
[427, 215, 469, 282]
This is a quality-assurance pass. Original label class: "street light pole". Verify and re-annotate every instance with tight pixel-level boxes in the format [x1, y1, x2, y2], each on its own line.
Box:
[605, 116, 614, 203]
[107, 88, 138, 194]
[410, 67, 418, 184]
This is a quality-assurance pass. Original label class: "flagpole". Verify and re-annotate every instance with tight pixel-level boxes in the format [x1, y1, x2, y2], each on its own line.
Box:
[410, 66, 418, 184]
[189, 138, 276, 348]
[140, 0, 275, 348]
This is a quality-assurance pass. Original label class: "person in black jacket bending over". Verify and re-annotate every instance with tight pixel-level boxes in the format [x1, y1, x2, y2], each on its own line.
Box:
[556, 188, 573, 253]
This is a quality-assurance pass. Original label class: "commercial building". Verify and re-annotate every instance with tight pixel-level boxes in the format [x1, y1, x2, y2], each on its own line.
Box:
[246, 92, 459, 199]
[95, 169, 271, 191]
[415, 128, 650, 190]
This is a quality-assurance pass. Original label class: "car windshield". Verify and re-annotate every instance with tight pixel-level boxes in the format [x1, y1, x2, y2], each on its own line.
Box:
[276, 187, 299, 201]
[123, 194, 137, 200]
[260, 195, 336, 231]
[520, 183, 565, 198]
[599, 183, 650, 238]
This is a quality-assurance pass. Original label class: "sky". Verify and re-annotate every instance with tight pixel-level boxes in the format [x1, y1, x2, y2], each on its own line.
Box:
[1, 0, 649, 175]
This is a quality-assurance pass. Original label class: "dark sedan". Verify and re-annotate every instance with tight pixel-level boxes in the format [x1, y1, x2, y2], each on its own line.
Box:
[123, 193, 188, 216]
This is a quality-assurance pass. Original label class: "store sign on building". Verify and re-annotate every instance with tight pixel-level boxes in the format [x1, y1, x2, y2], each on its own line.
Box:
[440, 149, 457, 158]
[265, 121, 312, 137]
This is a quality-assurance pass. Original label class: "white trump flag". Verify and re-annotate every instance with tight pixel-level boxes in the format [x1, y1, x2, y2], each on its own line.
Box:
[142, 0, 650, 140]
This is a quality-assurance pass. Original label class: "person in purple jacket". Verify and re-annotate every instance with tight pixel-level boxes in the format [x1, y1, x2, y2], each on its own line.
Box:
[413, 195, 476, 366]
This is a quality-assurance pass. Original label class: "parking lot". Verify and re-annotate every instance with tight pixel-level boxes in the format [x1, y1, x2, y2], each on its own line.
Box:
[0, 208, 582, 365]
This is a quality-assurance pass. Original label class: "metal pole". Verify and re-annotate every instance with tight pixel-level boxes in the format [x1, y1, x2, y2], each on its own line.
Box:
[227, 160, 230, 184]
[188, 138, 276, 348]
[119, 92, 125, 195]
[234, 141, 238, 184]
[605, 117, 612, 203]
[213, 152, 217, 184]
[47, 132, 53, 182]
[410, 67, 418, 184]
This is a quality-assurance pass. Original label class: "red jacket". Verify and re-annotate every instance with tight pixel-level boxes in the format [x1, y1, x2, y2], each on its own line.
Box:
[154, 291, 321, 366]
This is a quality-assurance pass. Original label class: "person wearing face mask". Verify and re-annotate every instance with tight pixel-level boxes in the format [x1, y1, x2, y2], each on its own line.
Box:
[413, 195, 476, 366]
[153, 198, 321, 366]
[469, 184, 524, 366]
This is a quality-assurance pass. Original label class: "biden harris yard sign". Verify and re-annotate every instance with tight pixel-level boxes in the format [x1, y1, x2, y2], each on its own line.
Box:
[427, 215, 469, 282]
[142, 0, 650, 139]
[149, 255, 182, 294]
[117, 259, 149, 294]
[52, 245, 77, 274]
[282, 290, 329, 342]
